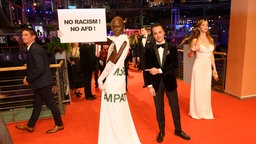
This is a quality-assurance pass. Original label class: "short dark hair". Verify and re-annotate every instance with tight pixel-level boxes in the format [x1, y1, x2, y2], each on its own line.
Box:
[21, 27, 37, 36]
[140, 26, 147, 30]
[151, 22, 164, 33]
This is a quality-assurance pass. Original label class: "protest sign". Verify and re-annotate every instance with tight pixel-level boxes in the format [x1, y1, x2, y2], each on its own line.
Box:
[57, 9, 107, 43]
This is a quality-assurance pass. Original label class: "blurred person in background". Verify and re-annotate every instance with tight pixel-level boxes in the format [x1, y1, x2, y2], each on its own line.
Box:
[67, 42, 84, 97]
[136, 26, 155, 88]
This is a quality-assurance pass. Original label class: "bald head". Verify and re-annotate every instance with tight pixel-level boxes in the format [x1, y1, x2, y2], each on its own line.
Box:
[111, 16, 124, 36]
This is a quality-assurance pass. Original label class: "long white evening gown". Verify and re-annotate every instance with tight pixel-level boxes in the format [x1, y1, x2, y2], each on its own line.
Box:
[98, 34, 141, 144]
[189, 44, 214, 119]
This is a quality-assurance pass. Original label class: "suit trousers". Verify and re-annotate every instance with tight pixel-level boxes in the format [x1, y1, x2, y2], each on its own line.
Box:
[28, 85, 63, 127]
[83, 71, 93, 98]
[153, 78, 181, 132]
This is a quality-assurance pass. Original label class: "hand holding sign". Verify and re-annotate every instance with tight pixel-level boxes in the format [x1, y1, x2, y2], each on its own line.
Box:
[57, 30, 63, 38]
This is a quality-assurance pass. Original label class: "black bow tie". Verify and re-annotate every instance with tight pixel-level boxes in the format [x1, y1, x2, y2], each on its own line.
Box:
[156, 43, 165, 48]
[142, 36, 146, 39]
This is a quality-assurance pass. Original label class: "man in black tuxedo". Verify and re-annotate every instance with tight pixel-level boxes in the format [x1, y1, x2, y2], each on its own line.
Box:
[136, 26, 155, 87]
[15, 27, 64, 134]
[144, 23, 190, 143]
[79, 43, 96, 100]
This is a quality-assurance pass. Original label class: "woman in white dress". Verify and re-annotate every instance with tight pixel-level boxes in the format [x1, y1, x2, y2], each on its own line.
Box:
[97, 16, 141, 144]
[180, 20, 219, 119]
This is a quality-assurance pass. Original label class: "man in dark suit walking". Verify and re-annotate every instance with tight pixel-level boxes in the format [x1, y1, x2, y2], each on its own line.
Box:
[144, 23, 190, 143]
[15, 27, 64, 134]
[136, 26, 155, 87]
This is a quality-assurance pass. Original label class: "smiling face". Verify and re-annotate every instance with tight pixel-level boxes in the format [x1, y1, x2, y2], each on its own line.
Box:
[152, 25, 165, 43]
[111, 16, 124, 36]
[21, 28, 36, 46]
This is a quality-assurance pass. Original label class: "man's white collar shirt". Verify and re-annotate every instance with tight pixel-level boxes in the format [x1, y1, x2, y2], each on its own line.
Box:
[27, 42, 35, 51]
[156, 40, 165, 65]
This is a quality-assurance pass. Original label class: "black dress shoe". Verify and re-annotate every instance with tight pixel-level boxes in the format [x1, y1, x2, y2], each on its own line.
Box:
[157, 132, 165, 143]
[86, 95, 96, 100]
[174, 130, 191, 140]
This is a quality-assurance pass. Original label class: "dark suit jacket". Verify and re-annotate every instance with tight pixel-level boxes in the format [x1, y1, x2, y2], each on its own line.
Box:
[136, 35, 155, 70]
[144, 42, 178, 92]
[79, 44, 96, 75]
[26, 42, 54, 90]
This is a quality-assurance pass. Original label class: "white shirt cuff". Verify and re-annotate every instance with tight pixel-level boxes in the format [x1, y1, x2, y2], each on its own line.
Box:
[158, 68, 162, 74]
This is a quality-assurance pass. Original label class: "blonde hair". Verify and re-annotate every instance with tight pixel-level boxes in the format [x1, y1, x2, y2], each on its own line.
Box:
[180, 19, 214, 46]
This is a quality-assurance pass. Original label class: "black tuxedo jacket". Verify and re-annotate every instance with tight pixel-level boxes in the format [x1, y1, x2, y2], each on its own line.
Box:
[26, 42, 54, 90]
[136, 35, 155, 70]
[144, 42, 178, 92]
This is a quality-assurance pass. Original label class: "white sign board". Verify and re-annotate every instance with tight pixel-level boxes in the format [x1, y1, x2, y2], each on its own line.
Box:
[57, 9, 107, 43]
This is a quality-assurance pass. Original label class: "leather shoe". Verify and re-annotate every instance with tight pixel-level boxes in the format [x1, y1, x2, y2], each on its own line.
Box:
[74, 91, 82, 97]
[86, 95, 96, 100]
[15, 124, 34, 132]
[46, 125, 64, 134]
[156, 132, 165, 143]
[174, 130, 191, 140]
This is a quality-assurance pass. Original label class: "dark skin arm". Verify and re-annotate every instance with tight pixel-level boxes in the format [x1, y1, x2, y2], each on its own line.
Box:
[107, 41, 127, 64]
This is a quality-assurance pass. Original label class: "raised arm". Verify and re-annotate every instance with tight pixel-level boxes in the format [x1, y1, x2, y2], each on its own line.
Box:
[188, 38, 199, 57]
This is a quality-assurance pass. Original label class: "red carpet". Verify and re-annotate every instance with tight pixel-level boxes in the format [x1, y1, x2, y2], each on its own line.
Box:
[6, 64, 256, 144]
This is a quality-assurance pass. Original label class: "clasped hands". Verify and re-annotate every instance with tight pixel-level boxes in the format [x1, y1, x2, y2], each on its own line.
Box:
[70, 61, 75, 65]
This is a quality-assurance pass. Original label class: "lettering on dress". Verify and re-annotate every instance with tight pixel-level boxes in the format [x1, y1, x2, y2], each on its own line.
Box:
[104, 93, 127, 103]
[113, 67, 125, 76]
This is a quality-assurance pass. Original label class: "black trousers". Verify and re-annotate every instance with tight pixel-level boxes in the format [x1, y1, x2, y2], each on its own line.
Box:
[83, 71, 94, 98]
[28, 85, 63, 127]
[153, 78, 181, 132]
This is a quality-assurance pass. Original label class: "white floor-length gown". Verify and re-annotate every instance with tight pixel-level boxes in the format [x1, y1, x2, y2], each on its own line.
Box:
[189, 44, 214, 119]
[98, 34, 141, 144]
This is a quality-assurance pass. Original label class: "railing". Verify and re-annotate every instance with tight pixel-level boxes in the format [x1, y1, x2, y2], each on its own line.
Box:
[212, 52, 227, 92]
[177, 49, 227, 93]
[0, 60, 70, 113]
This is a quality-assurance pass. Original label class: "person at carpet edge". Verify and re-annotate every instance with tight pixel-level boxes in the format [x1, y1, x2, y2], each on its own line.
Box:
[180, 19, 219, 119]
[136, 26, 155, 87]
[79, 43, 96, 100]
[15, 27, 64, 134]
[97, 16, 141, 144]
[143, 22, 190, 143]
[66, 42, 84, 97]
[94, 44, 101, 89]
